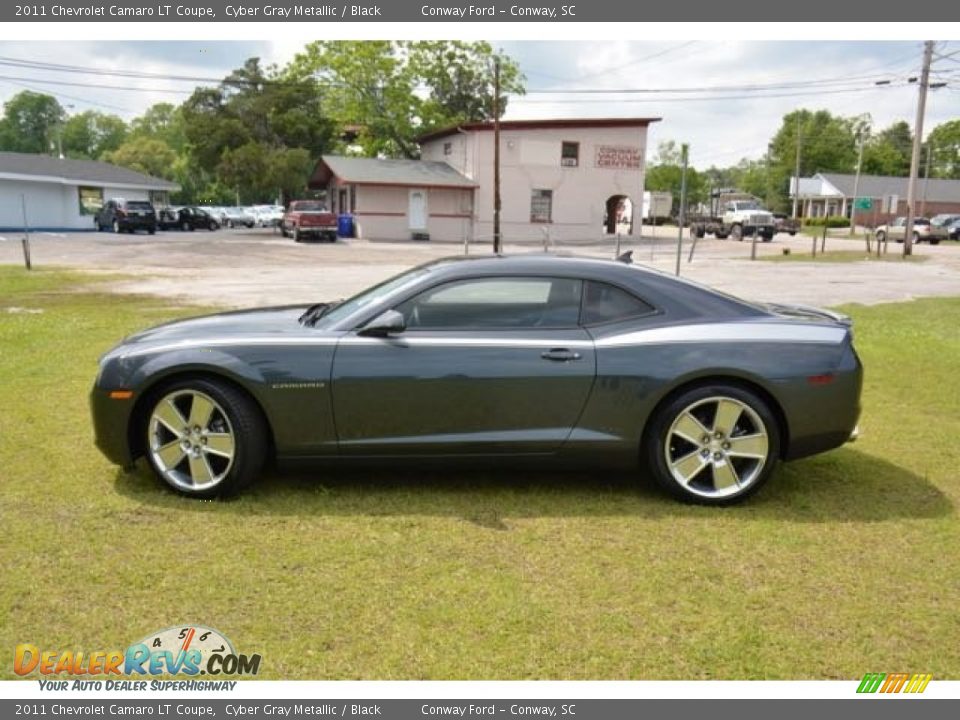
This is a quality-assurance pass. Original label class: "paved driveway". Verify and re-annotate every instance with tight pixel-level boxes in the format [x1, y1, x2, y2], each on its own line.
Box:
[1, 226, 957, 309]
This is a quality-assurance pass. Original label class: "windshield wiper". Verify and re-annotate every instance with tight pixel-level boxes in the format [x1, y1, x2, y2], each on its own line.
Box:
[298, 300, 341, 327]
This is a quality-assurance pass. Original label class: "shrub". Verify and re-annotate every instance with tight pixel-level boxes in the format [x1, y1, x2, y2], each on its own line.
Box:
[804, 216, 850, 228]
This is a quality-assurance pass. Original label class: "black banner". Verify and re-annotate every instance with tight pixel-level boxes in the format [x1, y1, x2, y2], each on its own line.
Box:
[5, 0, 959, 22]
[3, 699, 960, 720]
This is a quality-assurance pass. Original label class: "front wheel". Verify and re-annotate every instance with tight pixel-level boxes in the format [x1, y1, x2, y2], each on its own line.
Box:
[644, 385, 780, 505]
[144, 379, 267, 498]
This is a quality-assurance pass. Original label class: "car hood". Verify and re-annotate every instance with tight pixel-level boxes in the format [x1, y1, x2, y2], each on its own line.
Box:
[119, 305, 316, 348]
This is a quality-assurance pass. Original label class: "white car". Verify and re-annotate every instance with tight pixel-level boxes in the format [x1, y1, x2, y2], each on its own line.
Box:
[251, 205, 284, 227]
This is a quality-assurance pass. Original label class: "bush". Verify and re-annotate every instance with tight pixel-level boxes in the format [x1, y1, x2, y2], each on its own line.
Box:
[804, 216, 850, 228]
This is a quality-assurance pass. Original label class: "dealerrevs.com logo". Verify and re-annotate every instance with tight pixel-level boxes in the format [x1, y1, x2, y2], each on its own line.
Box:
[14, 625, 261, 679]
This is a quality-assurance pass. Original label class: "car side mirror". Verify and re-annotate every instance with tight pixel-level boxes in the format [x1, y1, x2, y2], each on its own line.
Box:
[358, 309, 406, 337]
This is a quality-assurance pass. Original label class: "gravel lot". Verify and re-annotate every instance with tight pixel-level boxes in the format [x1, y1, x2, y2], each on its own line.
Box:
[1, 226, 958, 308]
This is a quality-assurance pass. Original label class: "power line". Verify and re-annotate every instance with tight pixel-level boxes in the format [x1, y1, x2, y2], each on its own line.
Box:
[511, 83, 910, 104]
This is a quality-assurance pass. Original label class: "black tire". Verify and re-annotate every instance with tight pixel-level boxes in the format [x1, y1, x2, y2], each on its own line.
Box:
[730, 224, 743, 241]
[280, 226, 289, 238]
[876, 231, 886, 244]
[643, 383, 781, 505]
[913, 232, 920, 244]
[293, 227, 302, 243]
[112, 219, 121, 234]
[788, 231, 797, 237]
[227, 220, 235, 229]
[148, 227, 156, 236]
[209, 221, 217, 231]
[930, 239, 940, 245]
[142, 377, 268, 499]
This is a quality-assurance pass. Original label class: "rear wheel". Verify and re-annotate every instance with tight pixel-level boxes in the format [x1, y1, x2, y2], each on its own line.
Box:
[144, 379, 267, 498]
[644, 384, 780, 505]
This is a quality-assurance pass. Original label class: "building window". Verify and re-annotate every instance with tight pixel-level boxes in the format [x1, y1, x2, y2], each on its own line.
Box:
[443, 142, 453, 156]
[561, 142, 579, 167]
[78, 186, 103, 216]
[530, 189, 553, 223]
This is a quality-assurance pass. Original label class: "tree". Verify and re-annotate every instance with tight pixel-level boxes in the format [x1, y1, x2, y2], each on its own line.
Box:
[287, 41, 524, 158]
[765, 109, 857, 210]
[130, 102, 187, 152]
[61, 110, 127, 160]
[646, 143, 707, 215]
[177, 58, 337, 201]
[862, 120, 913, 176]
[0, 91, 65, 154]
[927, 119, 960, 179]
[102, 137, 177, 180]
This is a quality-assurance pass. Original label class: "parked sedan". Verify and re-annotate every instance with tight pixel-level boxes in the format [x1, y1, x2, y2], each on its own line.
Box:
[91, 255, 862, 505]
[158, 206, 220, 232]
[220, 206, 257, 228]
[875, 216, 946, 245]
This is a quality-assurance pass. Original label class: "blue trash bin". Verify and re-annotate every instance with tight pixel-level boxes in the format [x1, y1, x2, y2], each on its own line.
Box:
[337, 213, 354, 238]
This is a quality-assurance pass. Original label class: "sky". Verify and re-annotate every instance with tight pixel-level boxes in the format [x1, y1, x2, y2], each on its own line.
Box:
[0, 39, 957, 168]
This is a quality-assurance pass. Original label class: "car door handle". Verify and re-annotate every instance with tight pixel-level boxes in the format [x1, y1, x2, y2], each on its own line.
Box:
[541, 348, 582, 362]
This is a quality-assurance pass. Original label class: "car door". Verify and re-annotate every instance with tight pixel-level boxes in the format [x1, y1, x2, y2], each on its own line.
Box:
[330, 275, 597, 456]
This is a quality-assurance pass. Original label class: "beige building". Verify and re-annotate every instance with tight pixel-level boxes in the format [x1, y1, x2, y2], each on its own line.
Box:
[309, 118, 658, 243]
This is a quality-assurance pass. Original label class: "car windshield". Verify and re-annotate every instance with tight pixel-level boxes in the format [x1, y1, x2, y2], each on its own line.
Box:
[294, 201, 327, 211]
[311, 266, 433, 328]
[735, 201, 762, 210]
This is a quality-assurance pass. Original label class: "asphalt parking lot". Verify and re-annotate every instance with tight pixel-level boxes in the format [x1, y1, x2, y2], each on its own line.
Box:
[1, 225, 958, 308]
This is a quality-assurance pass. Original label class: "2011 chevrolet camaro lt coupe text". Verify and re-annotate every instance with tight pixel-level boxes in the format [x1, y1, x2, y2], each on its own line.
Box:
[91, 255, 862, 504]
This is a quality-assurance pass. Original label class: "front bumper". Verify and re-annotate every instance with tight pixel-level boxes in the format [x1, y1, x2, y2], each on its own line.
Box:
[90, 385, 136, 467]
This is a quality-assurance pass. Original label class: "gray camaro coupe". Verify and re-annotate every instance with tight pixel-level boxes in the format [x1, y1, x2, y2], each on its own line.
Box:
[91, 254, 862, 505]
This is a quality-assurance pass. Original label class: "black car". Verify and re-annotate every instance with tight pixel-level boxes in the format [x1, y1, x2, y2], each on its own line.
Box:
[95, 199, 157, 234]
[91, 254, 863, 505]
[158, 206, 221, 232]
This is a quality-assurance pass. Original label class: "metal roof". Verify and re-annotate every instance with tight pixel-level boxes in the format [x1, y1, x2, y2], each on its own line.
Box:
[417, 117, 661, 144]
[311, 155, 477, 189]
[0, 151, 178, 190]
[819, 172, 960, 203]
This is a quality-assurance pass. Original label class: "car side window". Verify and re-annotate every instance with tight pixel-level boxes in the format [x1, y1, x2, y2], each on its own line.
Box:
[395, 277, 582, 329]
[581, 281, 656, 325]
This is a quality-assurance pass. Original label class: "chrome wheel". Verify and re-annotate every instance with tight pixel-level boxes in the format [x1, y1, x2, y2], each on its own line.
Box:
[664, 395, 770, 499]
[148, 389, 236, 492]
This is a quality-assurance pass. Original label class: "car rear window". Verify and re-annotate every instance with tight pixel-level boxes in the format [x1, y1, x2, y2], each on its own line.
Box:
[125, 201, 153, 210]
[581, 281, 655, 325]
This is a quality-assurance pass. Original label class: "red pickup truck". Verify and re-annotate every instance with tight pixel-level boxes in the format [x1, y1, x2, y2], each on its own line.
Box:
[280, 200, 338, 243]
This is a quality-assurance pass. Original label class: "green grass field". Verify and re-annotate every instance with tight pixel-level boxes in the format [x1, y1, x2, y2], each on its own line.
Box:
[1, 267, 958, 680]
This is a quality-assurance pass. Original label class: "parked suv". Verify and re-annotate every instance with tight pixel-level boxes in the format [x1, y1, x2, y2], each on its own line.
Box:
[95, 199, 157, 234]
[875, 217, 946, 245]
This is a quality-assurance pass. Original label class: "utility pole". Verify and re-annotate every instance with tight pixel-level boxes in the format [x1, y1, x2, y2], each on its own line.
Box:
[850, 129, 866, 236]
[904, 40, 935, 257]
[675, 143, 689, 276]
[921, 143, 933, 217]
[492, 56, 502, 254]
[792, 114, 802, 218]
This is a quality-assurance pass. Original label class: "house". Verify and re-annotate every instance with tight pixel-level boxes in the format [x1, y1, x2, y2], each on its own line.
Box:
[308, 117, 659, 243]
[0, 151, 178, 231]
[790, 172, 960, 226]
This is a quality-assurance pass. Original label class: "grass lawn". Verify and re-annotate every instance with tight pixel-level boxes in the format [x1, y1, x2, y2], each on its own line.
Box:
[1, 267, 958, 680]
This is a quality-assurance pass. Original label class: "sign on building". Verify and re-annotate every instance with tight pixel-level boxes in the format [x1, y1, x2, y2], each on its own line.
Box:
[595, 145, 642, 170]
